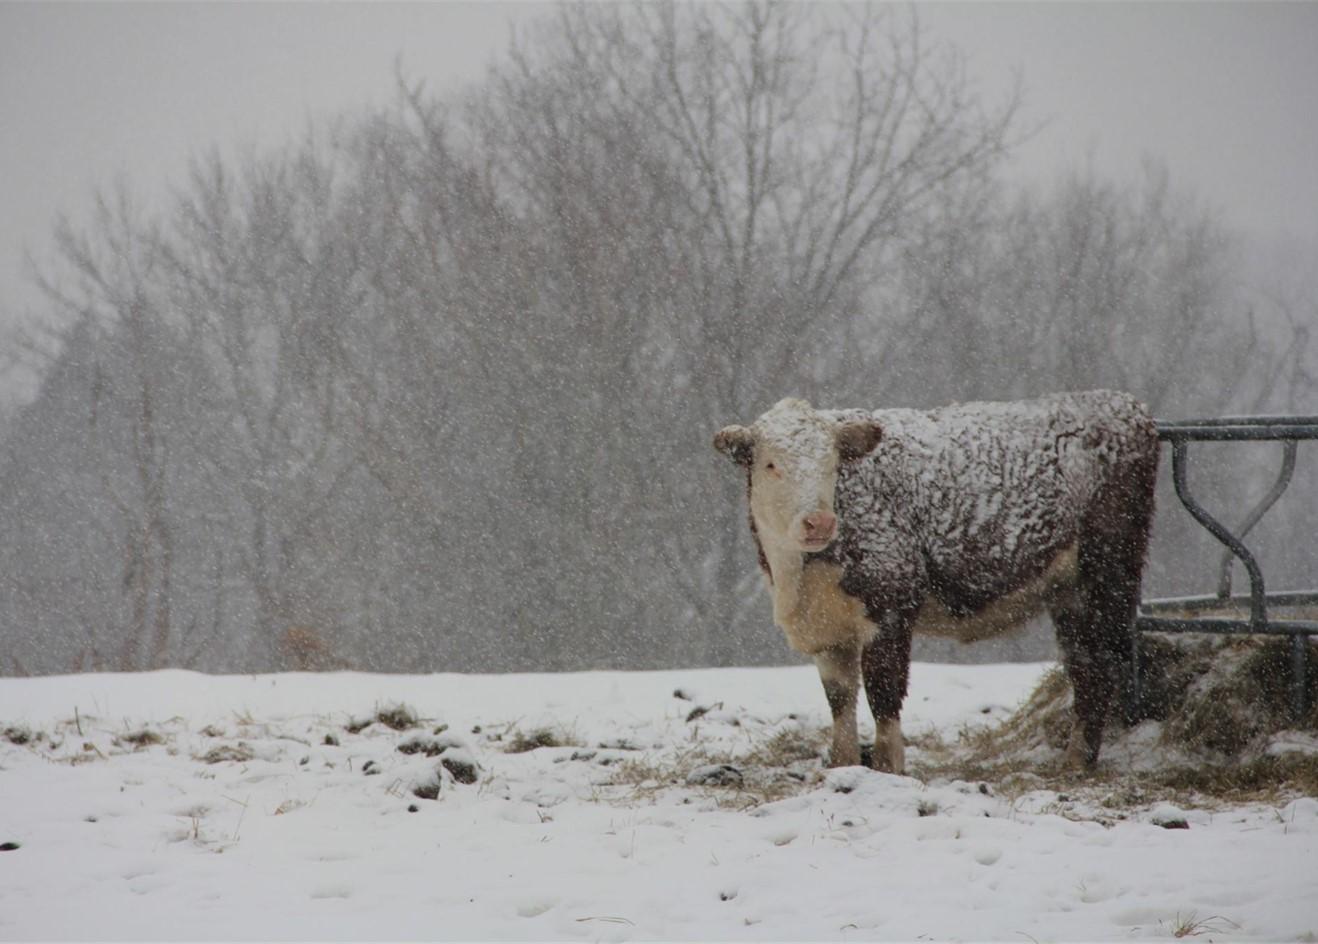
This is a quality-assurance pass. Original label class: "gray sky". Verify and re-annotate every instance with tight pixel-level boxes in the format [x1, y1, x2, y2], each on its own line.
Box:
[3, 1, 1317, 383]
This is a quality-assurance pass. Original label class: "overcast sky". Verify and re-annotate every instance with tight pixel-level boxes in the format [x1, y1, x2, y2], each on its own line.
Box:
[3, 2, 1317, 367]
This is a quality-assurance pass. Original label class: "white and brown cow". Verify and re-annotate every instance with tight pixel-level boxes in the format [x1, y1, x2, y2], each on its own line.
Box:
[714, 390, 1159, 771]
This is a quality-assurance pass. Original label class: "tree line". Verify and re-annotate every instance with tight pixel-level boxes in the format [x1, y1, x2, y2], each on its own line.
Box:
[2, 3, 1313, 676]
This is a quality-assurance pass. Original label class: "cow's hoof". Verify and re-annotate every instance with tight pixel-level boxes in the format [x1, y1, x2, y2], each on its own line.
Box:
[1063, 729, 1099, 771]
[869, 719, 906, 773]
[866, 749, 904, 775]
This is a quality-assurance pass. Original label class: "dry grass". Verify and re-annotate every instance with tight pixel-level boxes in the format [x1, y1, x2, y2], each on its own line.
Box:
[1163, 912, 1241, 938]
[606, 724, 828, 809]
[345, 702, 423, 734]
[910, 633, 1318, 808]
[195, 742, 255, 764]
[1135, 754, 1318, 802]
[396, 734, 446, 757]
[502, 724, 582, 754]
[745, 726, 828, 767]
[117, 728, 165, 749]
[1163, 638, 1318, 754]
[373, 703, 421, 731]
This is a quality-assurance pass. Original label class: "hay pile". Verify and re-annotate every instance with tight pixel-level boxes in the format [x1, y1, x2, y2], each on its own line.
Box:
[926, 634, 1318, 798]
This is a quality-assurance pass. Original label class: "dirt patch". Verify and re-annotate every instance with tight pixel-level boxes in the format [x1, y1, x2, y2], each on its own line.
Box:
[3, 725, 34, 746]
[441, 754, 480, 785]
[412, 778, 441, 800]
[397, 734, 445, 757]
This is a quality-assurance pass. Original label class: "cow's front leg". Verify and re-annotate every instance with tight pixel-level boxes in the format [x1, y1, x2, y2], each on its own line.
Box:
[861, 616, 912, 774]
[814, 641, 862, 768]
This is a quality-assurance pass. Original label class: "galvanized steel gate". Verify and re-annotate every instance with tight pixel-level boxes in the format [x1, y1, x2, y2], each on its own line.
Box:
[1133, 415, 1318, 720]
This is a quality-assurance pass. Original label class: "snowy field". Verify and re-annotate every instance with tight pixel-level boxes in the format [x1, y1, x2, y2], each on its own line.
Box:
[2, 662, 1316, 942]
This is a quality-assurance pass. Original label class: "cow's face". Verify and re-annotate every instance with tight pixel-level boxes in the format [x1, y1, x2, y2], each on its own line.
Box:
[714, 398, 882, 553]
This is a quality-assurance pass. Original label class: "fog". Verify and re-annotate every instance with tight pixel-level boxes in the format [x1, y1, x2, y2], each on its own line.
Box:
[1, 2, 1315, 676]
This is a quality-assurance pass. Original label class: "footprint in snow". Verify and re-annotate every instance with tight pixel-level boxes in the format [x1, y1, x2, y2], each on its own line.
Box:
[309, 884, 352, 900]
[516, 898, 557, 918]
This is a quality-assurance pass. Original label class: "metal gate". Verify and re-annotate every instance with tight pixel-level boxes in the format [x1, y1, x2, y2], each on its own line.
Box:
[1133, 415, 1318, 720]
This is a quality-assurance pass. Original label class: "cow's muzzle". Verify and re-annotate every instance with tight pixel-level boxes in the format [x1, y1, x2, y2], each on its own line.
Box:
[799, 511, 838, 550]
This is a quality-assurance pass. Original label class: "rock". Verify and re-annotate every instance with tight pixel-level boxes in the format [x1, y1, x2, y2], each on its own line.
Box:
[1151, 804, 1191, 830]
[441, 751, 480, 785]
[686, 764, 743, 787]
[397, 735, 444, 758]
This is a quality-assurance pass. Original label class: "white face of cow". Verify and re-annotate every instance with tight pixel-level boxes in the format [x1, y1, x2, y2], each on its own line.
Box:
[714, 398, 883, 554]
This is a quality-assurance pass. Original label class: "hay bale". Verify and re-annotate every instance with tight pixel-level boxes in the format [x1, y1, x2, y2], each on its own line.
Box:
[957, 634, 1317, 773]
[1162, 636, 1318, 755]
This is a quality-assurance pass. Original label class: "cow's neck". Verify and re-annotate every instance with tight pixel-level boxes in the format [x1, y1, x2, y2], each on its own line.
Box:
[761, 541, 809, 629]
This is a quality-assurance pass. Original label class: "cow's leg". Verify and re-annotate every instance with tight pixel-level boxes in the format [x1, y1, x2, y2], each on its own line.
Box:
[1052, 602, 1119, 769]
[860, 616, 912, 774]
[1057, 450, 1158, 769]
[814, 641, 861, 767]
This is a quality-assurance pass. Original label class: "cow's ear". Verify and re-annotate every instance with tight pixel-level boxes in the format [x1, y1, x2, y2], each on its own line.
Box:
[713, 425, 755, 468]
[836, 420, 882, 463]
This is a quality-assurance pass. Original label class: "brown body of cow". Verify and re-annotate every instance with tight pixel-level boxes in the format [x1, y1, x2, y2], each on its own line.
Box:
[714, 391, 1159, 771]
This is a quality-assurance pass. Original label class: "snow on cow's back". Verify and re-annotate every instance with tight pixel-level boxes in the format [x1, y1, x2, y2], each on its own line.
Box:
[839, 389, 1150, 492]
[827, 389, 1155, 580]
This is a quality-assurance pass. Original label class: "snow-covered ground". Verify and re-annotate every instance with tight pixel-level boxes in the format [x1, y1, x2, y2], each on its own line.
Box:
[1, 662, 1315, 941]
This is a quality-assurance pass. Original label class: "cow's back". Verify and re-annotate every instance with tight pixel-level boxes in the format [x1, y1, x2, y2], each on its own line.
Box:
[830, 390, 1156, 618]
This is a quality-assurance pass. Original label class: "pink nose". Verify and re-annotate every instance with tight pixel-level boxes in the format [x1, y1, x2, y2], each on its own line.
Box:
[801, 511, 837, 543]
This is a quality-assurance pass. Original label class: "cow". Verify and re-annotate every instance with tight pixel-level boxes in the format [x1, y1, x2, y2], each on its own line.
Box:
[713, 390, 1159, 772]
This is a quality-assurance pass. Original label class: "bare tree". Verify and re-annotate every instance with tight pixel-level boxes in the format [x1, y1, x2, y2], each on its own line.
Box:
[470, 2, 1019, 661]
[161, 143, 363, 659]
[4, 3, 1309, 678]
[39, 192, 181, 669]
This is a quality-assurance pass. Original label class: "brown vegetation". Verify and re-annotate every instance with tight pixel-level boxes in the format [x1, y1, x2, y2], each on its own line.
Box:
[912, 634, 1318, 803]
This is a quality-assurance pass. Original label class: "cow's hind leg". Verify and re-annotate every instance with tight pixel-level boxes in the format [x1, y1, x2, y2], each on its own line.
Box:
[1056, 451, 1158, 768]
[815, 641, 862, 768]
[1052, 602, 1126, 768]
[861, 617, 912, 774]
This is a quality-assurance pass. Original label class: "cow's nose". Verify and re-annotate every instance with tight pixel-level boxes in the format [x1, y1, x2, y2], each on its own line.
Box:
[802, 511, 837, 541]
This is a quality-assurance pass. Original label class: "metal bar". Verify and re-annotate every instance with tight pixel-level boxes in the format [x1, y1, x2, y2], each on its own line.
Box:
[1141, 414, 1313, 723]
[1170, 440, 1268, 628]
[1293, 636, 1310, 719]
[1218, 441, 1298, 597]
[1129, 633, 1143, 722]
[1157, 415, 1318, 428]
[1140, 589, 1318, 614]
[1136, 616, 1318, 637]
[1160, 425, 1318, 442]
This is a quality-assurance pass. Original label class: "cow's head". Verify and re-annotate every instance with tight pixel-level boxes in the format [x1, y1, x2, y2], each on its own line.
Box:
[714, 398, 882, 553]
